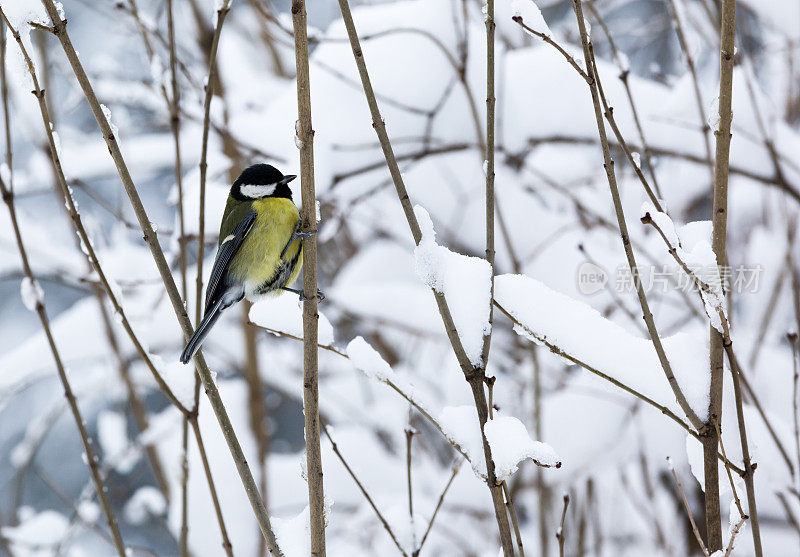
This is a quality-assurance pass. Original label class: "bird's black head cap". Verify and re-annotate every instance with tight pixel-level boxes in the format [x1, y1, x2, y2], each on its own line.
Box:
[231, 163, 296, 201]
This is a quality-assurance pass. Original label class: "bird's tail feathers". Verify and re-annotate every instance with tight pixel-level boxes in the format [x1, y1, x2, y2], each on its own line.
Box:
[180, 299, 224, 364]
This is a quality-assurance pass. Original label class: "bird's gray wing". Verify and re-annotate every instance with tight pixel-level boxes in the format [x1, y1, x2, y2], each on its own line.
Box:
[204, 210, 257, 311]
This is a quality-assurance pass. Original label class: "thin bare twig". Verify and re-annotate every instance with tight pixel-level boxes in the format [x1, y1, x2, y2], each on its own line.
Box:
[556, 494, 569, 557]
[667, 458, 710, 557]
[586, 0, 662, 198]
[710, 416, 746, 519]
[723, 514, 748, 556]
[189, 416, 234, 556]
[405, 427, 417, 551]
[792, 333, 800, 491]
[166, 0, 186, 302]
[591, 49, 664, 212]
[511, 16, 589, 82]
[0, 23, 10, 194]
[322, 423, 408, 556]
[727, 349, 763, 556]
[776, 490, 800, 541]
[415, 462, 461, 556]
[665, 0, 714, 181]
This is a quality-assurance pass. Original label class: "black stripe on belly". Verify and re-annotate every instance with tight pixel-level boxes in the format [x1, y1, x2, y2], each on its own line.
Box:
[254, 249, 301, 295]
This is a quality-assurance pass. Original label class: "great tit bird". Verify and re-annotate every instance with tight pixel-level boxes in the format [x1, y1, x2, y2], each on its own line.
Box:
[180, 163, 313, 364]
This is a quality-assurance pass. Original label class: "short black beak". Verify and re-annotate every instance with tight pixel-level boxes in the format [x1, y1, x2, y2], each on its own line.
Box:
[280, 174, 297, 185]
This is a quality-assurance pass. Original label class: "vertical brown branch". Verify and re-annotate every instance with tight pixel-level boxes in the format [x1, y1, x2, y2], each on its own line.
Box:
[42, 20, 175, 508]
[482, 0, 496, 369]
[0, 24, 10, 193]
[501, 481, 525, 557]
[178, 418, 190, 557]
[706, 0, 735, 550]
[291, 0, 326, 553]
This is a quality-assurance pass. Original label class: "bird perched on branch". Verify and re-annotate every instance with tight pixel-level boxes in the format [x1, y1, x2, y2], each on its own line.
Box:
[180, 163, 319, 364]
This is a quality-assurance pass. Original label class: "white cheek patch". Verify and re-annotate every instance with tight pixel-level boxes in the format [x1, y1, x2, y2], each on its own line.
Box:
[240, 183, 277, 198]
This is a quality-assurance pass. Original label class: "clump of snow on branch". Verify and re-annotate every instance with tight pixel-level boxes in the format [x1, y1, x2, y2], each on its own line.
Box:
[708, 95, 721, 132]
[510, 0, 551, 36]
[153, 354, 196, 407]
[97, 410, 138, 473]
[345, 335, 434, 415]
[642, 203, 726, 332]
[272, 497, 333, 557]
[124, 486, 167, 524]
[439, 405, 558, 479]
[439, 405, 487, 477]
[484, 415, 561, 480]
[615, 50, 630, 73]
[641, 202, 680, 247]
[273, 506, 310, 557]
[495, 273, 711, 422]
[413, 205, 491, 366]
[10, 409, 56, 467]
[0, 163, 10, 185]
[679, 239, 726, 333]
[1, 509, 68, 548]
[346, 336, 396, 383]
[100, 103, 120, 139]
[77, 500, 100, 524]
[0, 1, 50, 32]
[249, 293, 334, 346]
[20, 277, 43, 311]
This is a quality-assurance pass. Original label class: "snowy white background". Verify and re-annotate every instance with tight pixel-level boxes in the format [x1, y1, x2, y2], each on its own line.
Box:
[0, 0, 799, 555]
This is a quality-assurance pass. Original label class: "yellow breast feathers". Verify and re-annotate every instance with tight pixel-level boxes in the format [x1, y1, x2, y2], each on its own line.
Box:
[229, 197, 302, 290]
